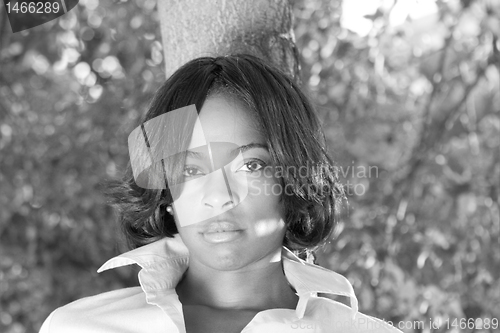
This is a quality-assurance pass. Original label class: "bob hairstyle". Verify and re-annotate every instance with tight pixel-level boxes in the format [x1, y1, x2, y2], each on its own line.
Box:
[106, 54, 345, 256]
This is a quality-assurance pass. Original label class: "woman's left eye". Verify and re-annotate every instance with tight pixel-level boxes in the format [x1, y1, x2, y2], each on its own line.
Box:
[183, 166, 205, 177]
[238, 159, 266, 173]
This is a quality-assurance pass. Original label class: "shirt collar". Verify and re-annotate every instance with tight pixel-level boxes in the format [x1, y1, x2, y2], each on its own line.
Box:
[98, 234, 358, 319]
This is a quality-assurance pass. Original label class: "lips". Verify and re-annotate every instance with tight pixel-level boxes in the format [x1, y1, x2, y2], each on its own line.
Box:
[202, 221, 242, 234]
[201, 220, 244, 244]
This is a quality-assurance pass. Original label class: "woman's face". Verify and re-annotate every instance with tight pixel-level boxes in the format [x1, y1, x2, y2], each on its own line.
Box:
[171, 95, 286, 271]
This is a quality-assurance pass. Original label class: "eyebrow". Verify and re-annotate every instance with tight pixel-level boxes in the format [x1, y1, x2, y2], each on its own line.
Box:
[185, 143, 268, 159]
[185, 150, 204, 158]
[232, 143, 268, 155]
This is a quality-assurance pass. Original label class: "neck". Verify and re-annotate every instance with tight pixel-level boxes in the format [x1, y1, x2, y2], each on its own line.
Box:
[176, 249, 298, 311]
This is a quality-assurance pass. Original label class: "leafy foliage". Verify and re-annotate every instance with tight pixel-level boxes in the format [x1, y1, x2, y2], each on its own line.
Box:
[293, 0, 499, 331]
[0, 0, 498, 332]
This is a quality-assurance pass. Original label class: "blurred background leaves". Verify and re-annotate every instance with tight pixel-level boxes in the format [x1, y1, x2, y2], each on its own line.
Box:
[0, 0, 498, 332]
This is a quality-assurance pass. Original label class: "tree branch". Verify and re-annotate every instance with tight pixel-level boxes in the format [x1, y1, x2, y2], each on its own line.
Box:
[391, 62, 488, 213]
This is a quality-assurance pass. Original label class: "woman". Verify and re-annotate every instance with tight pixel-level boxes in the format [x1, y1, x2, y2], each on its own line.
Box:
[40, 54, 402, 333]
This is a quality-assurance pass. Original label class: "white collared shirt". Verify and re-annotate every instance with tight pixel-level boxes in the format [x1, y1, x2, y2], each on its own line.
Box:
[39, 235, 402, 333]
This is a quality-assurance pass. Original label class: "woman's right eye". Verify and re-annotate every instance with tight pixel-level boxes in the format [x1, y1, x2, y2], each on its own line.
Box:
[183, 166, 204, 177]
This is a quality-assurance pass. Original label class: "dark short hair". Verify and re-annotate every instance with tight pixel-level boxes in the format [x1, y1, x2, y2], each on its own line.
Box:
[106, 54, 345, 256]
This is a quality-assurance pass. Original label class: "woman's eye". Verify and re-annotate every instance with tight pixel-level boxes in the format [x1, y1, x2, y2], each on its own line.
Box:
[183, 166, 204, 177]
[238, 159, 266, 173]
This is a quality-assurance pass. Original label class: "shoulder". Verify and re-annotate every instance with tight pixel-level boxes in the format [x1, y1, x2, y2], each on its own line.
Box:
[39, 287, 165, 333]
[304, 296, 403, 333]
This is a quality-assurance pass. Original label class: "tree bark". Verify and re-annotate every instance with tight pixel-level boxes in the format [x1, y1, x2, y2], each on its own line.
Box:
[157, 0, 300, 81]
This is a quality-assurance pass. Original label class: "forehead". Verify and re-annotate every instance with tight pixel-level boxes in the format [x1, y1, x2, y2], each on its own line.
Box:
[190, 95, 264, 148]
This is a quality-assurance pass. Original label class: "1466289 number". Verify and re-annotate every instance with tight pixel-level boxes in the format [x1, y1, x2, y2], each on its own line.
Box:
[6, 1, 61, 14]
[445, 318, 498, 330]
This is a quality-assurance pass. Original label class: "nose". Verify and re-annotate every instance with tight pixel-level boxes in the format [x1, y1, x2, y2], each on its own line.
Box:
[201, 168, 239, 210]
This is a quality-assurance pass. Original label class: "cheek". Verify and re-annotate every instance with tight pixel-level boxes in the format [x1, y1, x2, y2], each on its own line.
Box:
[247, 168, 284, 199]
[245, 181, 286, 238]
[246, 169, 285, 215]
[253, 217, 286, 239]
[246, 176, 283, 211]
[175, 225, 204, 254]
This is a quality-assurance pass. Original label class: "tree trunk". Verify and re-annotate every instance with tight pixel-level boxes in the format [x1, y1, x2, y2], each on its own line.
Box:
[157, 0, 300, 81]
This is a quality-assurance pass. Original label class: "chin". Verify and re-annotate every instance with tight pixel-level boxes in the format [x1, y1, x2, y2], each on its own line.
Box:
[206, 250, 249, 271]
